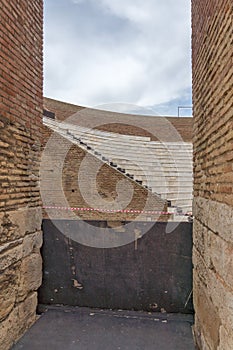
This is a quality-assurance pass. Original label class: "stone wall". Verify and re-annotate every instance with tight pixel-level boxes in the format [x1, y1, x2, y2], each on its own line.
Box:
[192, 0, 233, 349]
[0, 1, 43, 349]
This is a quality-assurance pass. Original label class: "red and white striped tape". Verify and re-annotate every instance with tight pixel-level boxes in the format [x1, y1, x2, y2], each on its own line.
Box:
[42, 206, 192, 216]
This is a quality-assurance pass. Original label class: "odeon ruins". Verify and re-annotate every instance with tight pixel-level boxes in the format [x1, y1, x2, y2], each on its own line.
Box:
[0, 1, 232, 349]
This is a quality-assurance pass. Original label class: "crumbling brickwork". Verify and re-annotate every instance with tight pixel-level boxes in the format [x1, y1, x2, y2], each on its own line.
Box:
[0, 1, 43, 349]
[192, 0, 233, 349]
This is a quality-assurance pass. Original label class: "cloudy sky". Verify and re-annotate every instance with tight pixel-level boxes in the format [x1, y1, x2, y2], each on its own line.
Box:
[44, 0, 192, 116]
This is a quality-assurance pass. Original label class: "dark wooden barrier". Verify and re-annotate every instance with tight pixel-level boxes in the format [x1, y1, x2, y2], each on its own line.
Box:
[39, 220, 193, 313]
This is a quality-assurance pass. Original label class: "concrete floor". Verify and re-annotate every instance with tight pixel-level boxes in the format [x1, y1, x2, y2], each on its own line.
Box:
[12, 306, 195, 350]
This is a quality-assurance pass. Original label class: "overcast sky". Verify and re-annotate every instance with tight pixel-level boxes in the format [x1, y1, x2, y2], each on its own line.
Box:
[44, 0, 192, 116]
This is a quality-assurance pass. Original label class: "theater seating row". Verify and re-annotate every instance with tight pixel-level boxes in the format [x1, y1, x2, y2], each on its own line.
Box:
[44, 117, 193, 213]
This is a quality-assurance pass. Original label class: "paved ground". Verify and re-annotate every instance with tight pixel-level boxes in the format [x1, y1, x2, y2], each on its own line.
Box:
[12, 306, 195, 350]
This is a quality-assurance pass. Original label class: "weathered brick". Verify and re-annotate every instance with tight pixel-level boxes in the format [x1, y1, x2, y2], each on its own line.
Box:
[0, 0, 43, 347]
[192, 0, 233, 348]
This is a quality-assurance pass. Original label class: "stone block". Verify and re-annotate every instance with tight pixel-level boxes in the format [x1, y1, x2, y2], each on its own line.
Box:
[17, 253, 42, 302]
[218, 325, 233, 350]
[193, 247, 210, 286]
[0, 307, 20, 350]
[0, 292, 37, 350]
[208, 268, 233, 331]
[17, 292, 38, 334]
[210, 233, 233, 290]
[22, 231, 43, 258]
[193, 276, 221, 350]
[194, 247, 233, 330]
[0, 244, 23, 272]
[207, 200, 233, 243]
[193, 197, 233, 244]
[0, 208, 42, 245]
[0, 263, 20, 321]
[193, 197, 208, 225]
[194, 315, 212, 350]
[0, 212, 21, 245]
[193, 219, 212, 268]
[8, 207, 42, 236]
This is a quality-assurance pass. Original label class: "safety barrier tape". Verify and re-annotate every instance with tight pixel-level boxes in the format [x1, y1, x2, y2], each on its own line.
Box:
[42, 206, 192, 216]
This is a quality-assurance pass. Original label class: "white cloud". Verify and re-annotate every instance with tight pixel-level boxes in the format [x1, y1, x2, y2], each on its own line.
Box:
[72, 0, 85, 4]
[96, 0, 151, 23]
[44, 0, 192, 114]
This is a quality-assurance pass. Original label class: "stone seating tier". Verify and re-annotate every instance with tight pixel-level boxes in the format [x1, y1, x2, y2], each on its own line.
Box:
[74, 137, 192, 151]
[43, 117, 193, 213]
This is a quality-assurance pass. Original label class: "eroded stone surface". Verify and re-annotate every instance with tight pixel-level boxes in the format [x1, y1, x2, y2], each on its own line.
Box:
[17, 253, 42, 302]
[0, 293, 37, 350]
[0, 263, 20, 321]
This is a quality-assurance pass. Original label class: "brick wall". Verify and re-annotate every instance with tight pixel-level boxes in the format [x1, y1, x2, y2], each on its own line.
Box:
[41, 133, 168, 222]
[0, 1, 43, 349]
[42, 98, 191, 222]
[192, 0, 233, 349]
[44, 97, 193, 142]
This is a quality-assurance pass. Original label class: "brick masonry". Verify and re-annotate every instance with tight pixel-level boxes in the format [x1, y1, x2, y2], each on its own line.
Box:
[1, 0, 232, 348]
[41, 131, 169, 222]
[41, 98, 193, 222]
[192, 0, 233, 349]
[43, 97, 193, 142]
[0, 1, 43, 349]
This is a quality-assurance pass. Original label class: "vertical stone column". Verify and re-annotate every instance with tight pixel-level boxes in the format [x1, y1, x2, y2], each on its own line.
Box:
[192, 0, 233, 349]
[0, 1, 43, 349]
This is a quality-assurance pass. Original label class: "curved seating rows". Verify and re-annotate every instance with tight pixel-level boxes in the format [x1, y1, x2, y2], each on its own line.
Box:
[44, 117, 193, 213]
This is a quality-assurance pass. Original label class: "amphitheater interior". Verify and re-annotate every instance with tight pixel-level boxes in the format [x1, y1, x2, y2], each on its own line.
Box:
[43, 98, 193, 219]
